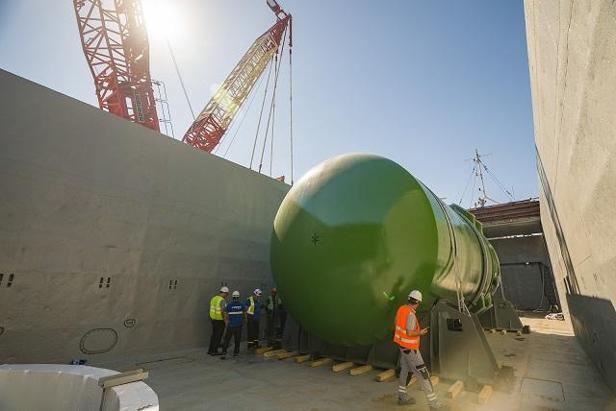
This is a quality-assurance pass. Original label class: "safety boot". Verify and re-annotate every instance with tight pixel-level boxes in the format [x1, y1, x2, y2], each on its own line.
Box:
[429, 401, 449, 411]
[397, 396, 416, 406]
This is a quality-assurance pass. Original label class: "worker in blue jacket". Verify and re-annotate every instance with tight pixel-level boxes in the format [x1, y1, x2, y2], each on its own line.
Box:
[220, 290, 246, 359]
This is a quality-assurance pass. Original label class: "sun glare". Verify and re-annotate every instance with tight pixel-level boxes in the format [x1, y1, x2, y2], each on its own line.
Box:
[142, 0, 180, 39]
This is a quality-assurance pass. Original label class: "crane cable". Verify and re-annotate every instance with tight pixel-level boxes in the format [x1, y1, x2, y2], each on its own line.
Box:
[165, 36, 196, 122]
[288, 16, 294, 184]
[249, 59, 275, 169]
[269, 62, 277, 176]
[258, 26, 288, 174]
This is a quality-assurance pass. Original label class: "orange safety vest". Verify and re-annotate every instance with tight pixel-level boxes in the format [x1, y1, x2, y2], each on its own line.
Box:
[393, 305, 420, 350]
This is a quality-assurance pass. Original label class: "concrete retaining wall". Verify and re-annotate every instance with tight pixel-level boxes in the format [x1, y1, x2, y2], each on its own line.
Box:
[524, 0, 616, 391]
[0, 70, 289, 364]
[491, 235, 558, 311]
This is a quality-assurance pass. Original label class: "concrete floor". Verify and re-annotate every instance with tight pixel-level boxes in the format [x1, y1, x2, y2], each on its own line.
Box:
[106, 315, 616, 410]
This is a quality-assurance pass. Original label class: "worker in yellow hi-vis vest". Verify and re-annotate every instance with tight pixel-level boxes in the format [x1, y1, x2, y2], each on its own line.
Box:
[246, 288, 263, 350]
[208, 286, 229, 356]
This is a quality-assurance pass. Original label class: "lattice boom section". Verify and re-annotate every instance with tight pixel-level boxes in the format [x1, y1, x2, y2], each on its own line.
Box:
[73, 0, 159, 131]
[182, 16, 290, 152]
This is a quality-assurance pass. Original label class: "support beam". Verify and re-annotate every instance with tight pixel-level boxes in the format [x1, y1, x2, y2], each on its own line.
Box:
[375, 369, 395, 382]
[350, 364, 373, 376]
[98, 369, 148, 389]
[310, 358, 333, 368]
[256, 347, 274, 355]
[447, 380, 464, 399]
[478, 385, 493, 405]
[278, 351, 299, 360]
[263, 349, 287, 358]
[332, 362, 354, 373]
[295, 354, 311, 363]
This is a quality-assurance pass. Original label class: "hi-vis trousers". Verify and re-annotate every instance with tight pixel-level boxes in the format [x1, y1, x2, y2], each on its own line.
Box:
[398, 348, 438, 405]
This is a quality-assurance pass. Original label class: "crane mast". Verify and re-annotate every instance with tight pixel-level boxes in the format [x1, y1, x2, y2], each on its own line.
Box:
[73, 0, 160, 131]
[182, 11, 291, 152]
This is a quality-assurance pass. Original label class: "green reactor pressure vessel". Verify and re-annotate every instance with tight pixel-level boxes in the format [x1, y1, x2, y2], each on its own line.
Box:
[271, 154, 501, 346]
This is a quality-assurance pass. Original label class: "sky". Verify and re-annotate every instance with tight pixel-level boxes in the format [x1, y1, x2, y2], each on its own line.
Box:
[0, 0, 537, 207]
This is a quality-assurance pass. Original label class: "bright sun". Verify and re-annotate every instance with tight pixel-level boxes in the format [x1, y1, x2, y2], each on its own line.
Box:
[142, 0, 180, 39]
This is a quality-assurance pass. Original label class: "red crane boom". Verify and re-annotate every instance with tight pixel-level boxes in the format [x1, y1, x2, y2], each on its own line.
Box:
[73, 0, 160, 131]
[182, 11, 291, 152]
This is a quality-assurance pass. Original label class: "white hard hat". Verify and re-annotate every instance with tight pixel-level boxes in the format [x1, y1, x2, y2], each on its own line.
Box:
[408, 290, 423, 302]
[220, 286, 229, 293]
[254, 288, 262, 297]
[232, 290, 240, 298]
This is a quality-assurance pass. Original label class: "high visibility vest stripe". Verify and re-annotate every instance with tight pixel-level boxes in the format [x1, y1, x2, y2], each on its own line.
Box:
[393, 305, 420, 350]
[247, 296, 255, 315]
[210, 295, 224, 320]
[228, 311, 243, 315]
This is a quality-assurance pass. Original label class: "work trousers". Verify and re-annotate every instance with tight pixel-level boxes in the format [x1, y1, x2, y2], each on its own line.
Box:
[279, 310, 287, 337]
[208, 319, 225, 354]
[398, 348, 438, 406]
[247, 316, 260, 348]
[266, 311, 288, 344]
[222, 326, 242, 355]
[266, 312, 277, 345]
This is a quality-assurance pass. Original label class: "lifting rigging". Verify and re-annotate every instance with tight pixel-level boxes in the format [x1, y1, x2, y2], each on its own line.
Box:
[182, 2, 292, 154]
[74, 0, 293, 178]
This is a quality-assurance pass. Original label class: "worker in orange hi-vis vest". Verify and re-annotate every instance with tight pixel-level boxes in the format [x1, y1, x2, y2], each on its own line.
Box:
[393, 290, 446, 410]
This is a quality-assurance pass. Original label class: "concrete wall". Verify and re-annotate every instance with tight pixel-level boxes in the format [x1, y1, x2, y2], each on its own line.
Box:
[491, 235, 557, 311]
[524, 0, 616, 391]
[0, 70, 289, 364]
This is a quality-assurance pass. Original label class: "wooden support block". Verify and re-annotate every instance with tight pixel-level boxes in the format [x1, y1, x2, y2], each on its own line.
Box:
[310, 357, 333, 368]
[375, 369, 396, 382]
[277, 351, 299, 360]
[332, 361, 354, 373]
[263, 349, 287, 358]
[349, 364, 373, 376]
[447, 380, 464, 399]
[478, 384, 493, 405]
[98, 369, 148, 389]
[255, 347, 273, 355]
[430, 376, 439, 386]
[295, 354, 311, 363]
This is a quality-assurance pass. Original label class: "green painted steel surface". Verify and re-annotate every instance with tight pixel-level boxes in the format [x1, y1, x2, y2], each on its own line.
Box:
[271, 154, 500, 346]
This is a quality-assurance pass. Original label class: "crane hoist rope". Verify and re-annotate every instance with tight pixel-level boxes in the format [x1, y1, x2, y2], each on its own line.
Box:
[182, 4, 292, 154]
[250, 60, 276, 169]
[258, 26, 288, 174]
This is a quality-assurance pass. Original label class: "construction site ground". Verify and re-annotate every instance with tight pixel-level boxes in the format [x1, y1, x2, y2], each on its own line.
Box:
[104, 314, 616, 410]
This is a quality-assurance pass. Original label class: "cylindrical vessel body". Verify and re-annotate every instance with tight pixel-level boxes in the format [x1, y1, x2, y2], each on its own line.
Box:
[271, 154, 500, 346]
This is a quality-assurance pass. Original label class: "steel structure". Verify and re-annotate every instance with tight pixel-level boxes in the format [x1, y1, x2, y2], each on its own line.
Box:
[73, 0, 160, 131]
[182, 12, 291, 152]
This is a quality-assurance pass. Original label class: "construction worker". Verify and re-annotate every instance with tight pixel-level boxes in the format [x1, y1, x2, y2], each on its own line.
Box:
[208, 286, 229, 356]
[394, 290, 445, 410]
[220, 291, 246, 359]
[246, 288, 263, 350]
[265, 287, 283, 346]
